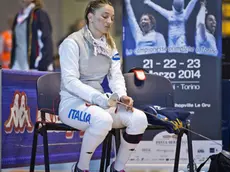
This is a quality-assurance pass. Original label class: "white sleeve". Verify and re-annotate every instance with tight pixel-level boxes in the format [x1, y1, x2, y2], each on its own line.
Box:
[107, 50, 127, 98]
[59, 39, 103, 103]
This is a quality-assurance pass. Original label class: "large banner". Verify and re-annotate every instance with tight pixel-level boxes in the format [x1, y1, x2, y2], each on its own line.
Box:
[123, 0, 222, 171]
[1, 70, 104, 168]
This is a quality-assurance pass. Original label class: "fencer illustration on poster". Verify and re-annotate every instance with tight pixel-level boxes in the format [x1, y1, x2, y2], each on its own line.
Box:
[123, 0, 222, 170]
[124, 0, 219, 57]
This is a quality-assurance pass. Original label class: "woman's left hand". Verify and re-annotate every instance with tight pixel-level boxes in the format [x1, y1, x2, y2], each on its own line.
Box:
[120, 95, 134, 112]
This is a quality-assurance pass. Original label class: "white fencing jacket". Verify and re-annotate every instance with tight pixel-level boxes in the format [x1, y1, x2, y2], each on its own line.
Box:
[59, 27, 127, 104]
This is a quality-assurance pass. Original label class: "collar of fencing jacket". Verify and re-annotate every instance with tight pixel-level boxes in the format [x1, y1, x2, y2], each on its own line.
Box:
[83, 26, 113, 58]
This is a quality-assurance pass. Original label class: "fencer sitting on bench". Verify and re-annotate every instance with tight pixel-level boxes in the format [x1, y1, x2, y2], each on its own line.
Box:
[58, 0, 148, 172]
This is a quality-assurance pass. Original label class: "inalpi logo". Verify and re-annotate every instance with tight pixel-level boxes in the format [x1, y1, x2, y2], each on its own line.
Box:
[4, 91, 34, 133]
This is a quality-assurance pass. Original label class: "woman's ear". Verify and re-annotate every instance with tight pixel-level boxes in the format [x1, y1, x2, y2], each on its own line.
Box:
[87, 13, 94, 23]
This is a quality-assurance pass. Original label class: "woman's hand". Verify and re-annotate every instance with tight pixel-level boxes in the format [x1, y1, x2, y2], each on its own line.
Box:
[120, 95, 134, 112]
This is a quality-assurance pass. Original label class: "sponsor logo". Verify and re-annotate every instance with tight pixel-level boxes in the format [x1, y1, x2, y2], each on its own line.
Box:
[156, 140, 177, 145]
[162, 134, 178, 139]
[210, 147, 215, 153]
[210, 147, 219, 153]
[162, 135, 171, 139]
[156, 149, 174, 153]
[172, 134, 178, 139]
[141, 148, 151, 153]
[197, 149, 205, 153]
[4, 91, 84, 139]
[4, 91, 34, 133]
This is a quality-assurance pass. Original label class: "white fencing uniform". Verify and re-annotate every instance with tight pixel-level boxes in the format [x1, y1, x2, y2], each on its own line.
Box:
[59, 27, 148, 138]
[145, 0, 198, 52]
[59, 27, 148, 171]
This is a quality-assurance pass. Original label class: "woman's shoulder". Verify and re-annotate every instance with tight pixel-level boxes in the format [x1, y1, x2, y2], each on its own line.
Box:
[60, 30, 84, 48]
[66, 29, 84, 42]
[58, 37, 80, 55]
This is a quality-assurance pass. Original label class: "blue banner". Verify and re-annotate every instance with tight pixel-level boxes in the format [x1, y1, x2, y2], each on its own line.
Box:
[1, 70, 103, 168]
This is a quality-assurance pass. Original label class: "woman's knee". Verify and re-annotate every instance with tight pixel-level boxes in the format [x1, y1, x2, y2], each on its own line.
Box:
[89, 111, 113, 136]
[129, 109, 148, 134]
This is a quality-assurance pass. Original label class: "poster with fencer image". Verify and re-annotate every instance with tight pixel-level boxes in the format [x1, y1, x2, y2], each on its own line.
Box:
[123, 0, 222, 171]
[123, 0, 221, 56]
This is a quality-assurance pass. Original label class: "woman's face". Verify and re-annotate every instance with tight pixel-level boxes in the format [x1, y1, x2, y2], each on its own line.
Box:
[206, 15, 216, 34]
[19, 0, 34, 8]
[140, 15, 152, 33]
[88, 4, 114, 35]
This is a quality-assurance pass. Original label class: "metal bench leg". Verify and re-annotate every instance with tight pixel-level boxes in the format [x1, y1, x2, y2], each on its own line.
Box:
[42, 124, 50, 172]
[30, 123, 39, 172]
[186, 123, 194, 172]
[100, 133, 109, 172]
[173, 130, 184, 172]
[114, 129, 121, 154]
[105, 132, 113, 169]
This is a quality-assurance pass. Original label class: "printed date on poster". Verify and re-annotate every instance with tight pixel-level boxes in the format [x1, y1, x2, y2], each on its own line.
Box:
[143, 58, 201, 80]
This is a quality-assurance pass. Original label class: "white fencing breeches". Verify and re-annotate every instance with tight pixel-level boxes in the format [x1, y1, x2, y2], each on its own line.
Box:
[59, 96, 148, 137]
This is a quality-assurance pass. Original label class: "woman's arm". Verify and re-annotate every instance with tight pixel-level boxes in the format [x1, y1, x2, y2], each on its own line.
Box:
[196, 4, 207, 41]
[59, 39, 107, 104]
[107, 50, 127, 99]
[125, 0, 142, 41]
[184, 0, 198, 20]
[144, 0, 170, 19]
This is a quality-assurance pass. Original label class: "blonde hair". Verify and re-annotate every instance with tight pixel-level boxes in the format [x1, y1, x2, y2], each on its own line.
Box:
[85, 0, 115, 49]
[33, 0, 44, 8]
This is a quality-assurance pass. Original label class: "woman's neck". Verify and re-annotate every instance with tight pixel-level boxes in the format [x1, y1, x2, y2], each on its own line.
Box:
[88, 25, 103, 39]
